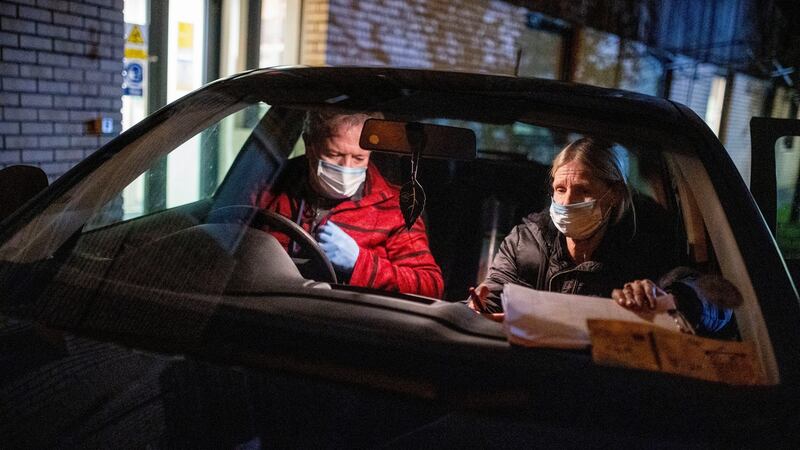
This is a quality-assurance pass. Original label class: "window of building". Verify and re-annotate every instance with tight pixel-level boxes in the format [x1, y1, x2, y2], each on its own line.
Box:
[704, 76, 727, 137]
[618, 41, 664, 96]
[573, 28, 620, 88]
[122, 0, 149, 219]
[516, 28, 563, 79]
[260, 0, 301, 67]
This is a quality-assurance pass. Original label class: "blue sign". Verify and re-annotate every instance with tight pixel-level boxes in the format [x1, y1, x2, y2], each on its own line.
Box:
[127, 62, 143, 82]
[123, 62, 144, 96]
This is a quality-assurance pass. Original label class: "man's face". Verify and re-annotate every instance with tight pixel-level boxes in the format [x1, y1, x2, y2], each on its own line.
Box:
[310, 121, 371, 168]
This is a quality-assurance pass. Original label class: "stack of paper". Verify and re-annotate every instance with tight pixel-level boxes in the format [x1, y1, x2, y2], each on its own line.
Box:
[501, 283, 679, 349]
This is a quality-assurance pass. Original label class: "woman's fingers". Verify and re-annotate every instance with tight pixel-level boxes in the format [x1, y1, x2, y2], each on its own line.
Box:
[468, 287, 484, 312]
[612, 286, 636, 309]
[468, 285, 491, 313]
[614, 279, 666, 311]
[612, 288, 626, 306]
[612, 282, 642, 310]
[629, 281, 647, 309]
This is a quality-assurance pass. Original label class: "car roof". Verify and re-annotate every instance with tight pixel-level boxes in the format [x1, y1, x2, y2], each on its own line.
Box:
[205, 66, 691, 143]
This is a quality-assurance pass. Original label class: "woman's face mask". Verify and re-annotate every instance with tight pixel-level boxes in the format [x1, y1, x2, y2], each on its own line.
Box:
[549, 189, 613, 240]
[315, 159, 367, 199]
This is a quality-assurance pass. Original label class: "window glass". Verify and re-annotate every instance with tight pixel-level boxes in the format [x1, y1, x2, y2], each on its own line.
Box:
[574, 28, 619, 88]
[516, 28, 563, 79]
[121, 0, 149, 219]
[770, 86, 799, 119]
[704, 76, 727, 136]
[429, 119, 570, 165]
[166, 0, 207, 208]
[667, 61, 718, 120]
[719, 75, 771, 185]
[220, 0, 248, 77]
[618, 41, 663, 96]
[88, 102, 269, 230]
[259, 0, 301, 67]
[775, 135, 800, 259]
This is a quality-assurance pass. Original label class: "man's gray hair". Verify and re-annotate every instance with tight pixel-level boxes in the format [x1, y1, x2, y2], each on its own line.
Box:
[303, 110, 384, 147]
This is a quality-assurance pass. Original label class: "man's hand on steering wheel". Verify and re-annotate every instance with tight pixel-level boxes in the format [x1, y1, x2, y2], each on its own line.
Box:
[316, 221, 359, 274]
[206, 205, 337, 283]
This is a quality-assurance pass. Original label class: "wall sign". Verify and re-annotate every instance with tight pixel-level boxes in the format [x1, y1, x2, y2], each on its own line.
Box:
[123, 23, 148, 96]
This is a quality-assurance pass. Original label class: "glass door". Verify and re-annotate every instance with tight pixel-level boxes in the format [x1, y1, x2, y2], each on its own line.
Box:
[121, 0, 149, 219]
[123, 0, 303, 215]
[165, 0, 207, 208]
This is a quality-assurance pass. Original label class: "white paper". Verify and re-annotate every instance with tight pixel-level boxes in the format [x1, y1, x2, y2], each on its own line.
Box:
[501, 283, 679, 349]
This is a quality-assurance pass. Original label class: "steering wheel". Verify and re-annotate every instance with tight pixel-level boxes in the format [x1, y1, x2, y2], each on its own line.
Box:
[206, 205, 337, 283]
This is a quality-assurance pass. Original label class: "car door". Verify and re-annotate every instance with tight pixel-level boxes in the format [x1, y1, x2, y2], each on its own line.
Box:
[750, 117, 800, 280]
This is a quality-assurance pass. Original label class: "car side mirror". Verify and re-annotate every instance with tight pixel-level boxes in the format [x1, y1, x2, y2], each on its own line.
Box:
[0, 165, 48, 223]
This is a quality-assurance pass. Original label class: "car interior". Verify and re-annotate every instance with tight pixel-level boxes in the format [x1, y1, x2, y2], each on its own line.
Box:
[50, 105, 690, 299]
[0, 73, 794, 449]
[0, 101, 765, 365]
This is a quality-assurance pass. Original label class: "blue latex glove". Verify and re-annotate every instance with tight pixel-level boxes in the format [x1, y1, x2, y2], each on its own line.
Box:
[317, 221, 359, 273]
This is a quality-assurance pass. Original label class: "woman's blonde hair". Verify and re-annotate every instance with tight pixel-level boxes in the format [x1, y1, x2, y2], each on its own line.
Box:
[550, 137, 631, 225]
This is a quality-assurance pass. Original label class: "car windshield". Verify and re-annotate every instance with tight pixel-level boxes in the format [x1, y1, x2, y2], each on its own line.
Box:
[0, 69, 780, 387]
[0, 73, 696, 303]
[0, 86, 673, 299]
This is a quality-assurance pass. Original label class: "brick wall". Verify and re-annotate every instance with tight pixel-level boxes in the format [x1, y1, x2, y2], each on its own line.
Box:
[0, 0, 124, 182]
[321, 0, 527, 73]
[300, 0, 329, 66]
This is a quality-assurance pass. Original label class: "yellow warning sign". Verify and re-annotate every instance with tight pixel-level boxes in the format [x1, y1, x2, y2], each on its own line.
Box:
[177, 22, 193, 49]
[127, 25, 145, 44]
[124, 48, 147, 59]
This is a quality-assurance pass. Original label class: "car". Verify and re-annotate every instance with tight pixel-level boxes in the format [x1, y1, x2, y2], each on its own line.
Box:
[1, 66, 799, 447]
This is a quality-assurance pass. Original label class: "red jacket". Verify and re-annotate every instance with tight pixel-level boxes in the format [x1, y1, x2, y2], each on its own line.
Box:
[253, 157, 444, 298]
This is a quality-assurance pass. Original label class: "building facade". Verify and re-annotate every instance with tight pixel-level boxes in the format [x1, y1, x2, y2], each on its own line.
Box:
[1, 0, 798, 185]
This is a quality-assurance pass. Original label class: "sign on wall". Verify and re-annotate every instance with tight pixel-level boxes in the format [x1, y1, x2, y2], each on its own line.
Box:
[123, 23, 148, 97]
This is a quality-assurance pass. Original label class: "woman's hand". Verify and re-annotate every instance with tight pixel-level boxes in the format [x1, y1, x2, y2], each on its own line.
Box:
[468, 284, 504, 322]
[612, 279, 676, 312]
[467, 284, 490, 312]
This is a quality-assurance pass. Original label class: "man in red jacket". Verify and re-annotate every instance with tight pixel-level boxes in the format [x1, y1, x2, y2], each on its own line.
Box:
[253, 110, 444, 298]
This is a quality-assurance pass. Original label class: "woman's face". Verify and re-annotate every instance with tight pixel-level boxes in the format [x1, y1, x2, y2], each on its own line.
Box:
[552, 159, 612, 206]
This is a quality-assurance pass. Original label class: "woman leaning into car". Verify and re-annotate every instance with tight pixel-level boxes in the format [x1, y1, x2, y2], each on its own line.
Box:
[467, 137, 739, 338]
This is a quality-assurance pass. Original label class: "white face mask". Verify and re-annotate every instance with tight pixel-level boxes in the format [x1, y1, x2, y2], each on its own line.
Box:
[315, 160, 367, 199]
[549, 190, 612, 240]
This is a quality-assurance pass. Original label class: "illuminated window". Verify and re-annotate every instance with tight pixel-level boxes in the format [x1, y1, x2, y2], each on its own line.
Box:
[516, 28, 563, 79]
[705, 76, 727, 137]
[260, 0, 301, 67]
[574, 29, 620, 88]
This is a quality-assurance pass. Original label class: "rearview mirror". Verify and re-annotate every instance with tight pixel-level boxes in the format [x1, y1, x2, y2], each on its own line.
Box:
[359, 119, 476, 160]
[0, 165, 48, 223]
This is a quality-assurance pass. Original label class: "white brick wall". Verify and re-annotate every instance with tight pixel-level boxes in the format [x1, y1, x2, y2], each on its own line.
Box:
[0, 0, 124, 182]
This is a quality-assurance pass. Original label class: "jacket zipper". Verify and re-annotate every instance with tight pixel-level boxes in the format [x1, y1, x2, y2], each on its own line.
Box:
[548, 266, 582, 293]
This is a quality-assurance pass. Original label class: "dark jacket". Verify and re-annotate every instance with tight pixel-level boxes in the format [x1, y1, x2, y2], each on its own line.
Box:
[482, 210, 733, 337]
